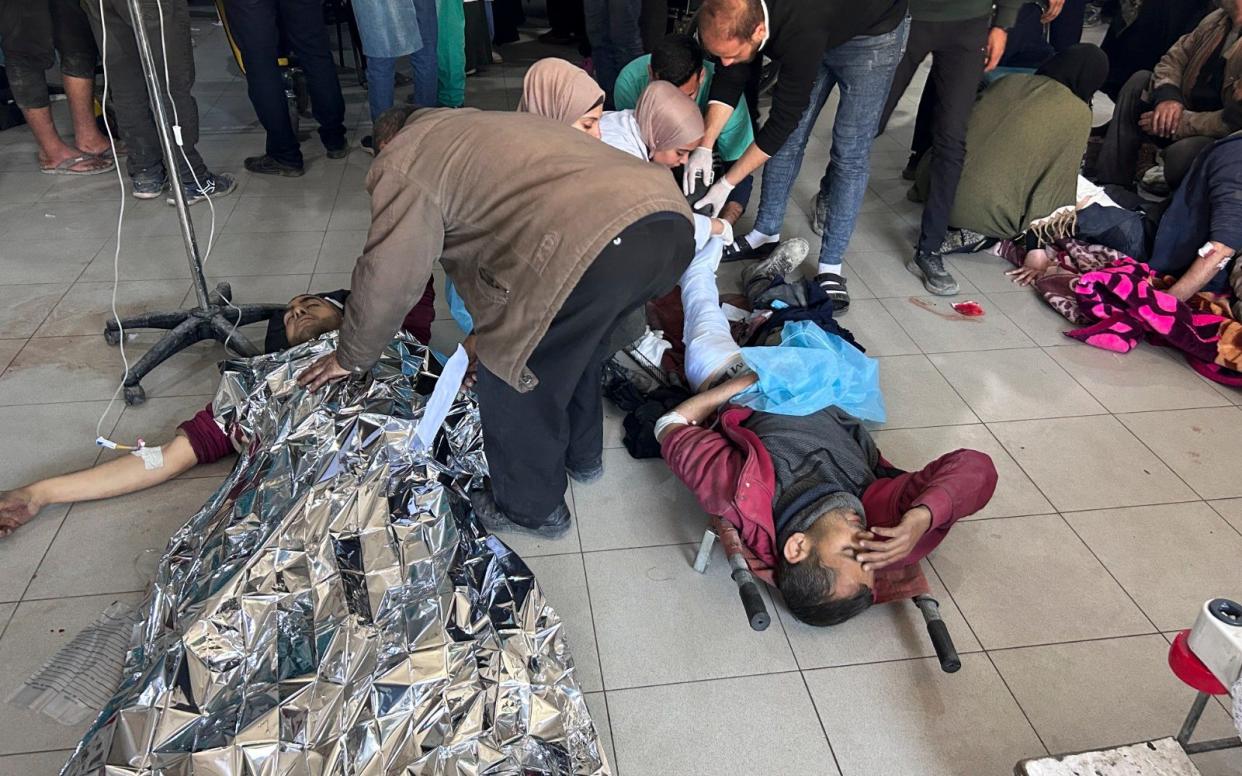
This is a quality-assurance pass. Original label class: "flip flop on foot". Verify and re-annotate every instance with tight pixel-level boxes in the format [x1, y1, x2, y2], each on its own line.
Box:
[40, 153, 114, 176]
[815, 272, 850, 312]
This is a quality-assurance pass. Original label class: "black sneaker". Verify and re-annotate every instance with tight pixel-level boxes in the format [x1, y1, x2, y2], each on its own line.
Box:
[361, 135, 376, 156]
[906, 250, 960, 296]
[325, 143, 349, 160]
[722, 237, 779, 263]
[244, 154, 305, 177]
[131, 170, 168, 199]
[811, 192, 827, 236]
[566, 457, 603, 484]
[469, 487, 572, 539]
[167, 172, 237, 207]
[901, 152, 922, 181]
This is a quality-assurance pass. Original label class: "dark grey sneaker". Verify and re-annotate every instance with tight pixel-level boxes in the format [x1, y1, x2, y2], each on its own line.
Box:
[244, 154, 305, 177]
[566, 457, 603, 484]
[131, 170, 167, 200]
[469, 487, 572, 539]
[811, 192, 827, 236]
[907, 250, 960, 296]
[167, 172, 237, 207]
[745, 237, 809, 284]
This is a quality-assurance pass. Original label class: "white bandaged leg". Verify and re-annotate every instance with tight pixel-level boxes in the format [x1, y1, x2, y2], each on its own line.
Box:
[680, 240, 744, 392]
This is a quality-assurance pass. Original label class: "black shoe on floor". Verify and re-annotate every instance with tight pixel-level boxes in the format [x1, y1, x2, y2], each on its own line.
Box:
[906, 250, 960, 296]
[901, 152, 923, 181]
[325, 143, 349, 160]
[469, 487, 572, 539]
[244, 154, 305, 177]
[722, 237, 779, 263]
[361, 135, 376, 156]
[166, 172, 237, 207]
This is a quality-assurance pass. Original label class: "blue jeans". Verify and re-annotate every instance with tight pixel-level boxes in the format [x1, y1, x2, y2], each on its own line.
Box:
[583, 0, 642, 101]
[755, 17, 909, 267]
[367, 0, 437, 117]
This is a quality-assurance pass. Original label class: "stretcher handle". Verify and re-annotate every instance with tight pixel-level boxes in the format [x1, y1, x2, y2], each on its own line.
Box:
[734, 569, 770, 631]
[914, 595, 961, 673]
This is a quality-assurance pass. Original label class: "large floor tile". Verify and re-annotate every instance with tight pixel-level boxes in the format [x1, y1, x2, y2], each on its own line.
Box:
[0, 592, 144, 755]
[946, 250, 1021, 294]
[522, 553, 602, 693]
[0, 284, 67, 338]
[0, 750, 75, 773]
[328, 191, 373, 231]
[80, 234, 195, 281]
[0, 172, 55, 203]
[1119, 407, 1242, 500]
[883, 296, 1035, 353]
[873, 355, 978, 430]
[0, 334, 224, 406]
[315, 229, 367, 274]
[34, 279, 190, 337]
[0, 505, 69, 604]
[929, 348, 1105, 422]
[837, 298, 919, 356]
[931, 514, 1153, 648]
[193, 230, 325, 277]
[608, 673, 837, 776]
[223, 191, 337, 232]
[991, 635, 1238, 753]
[846, 249, 975, 298]
[1210, 498, 1242, 534]
[805, 653, 1045, 776]
[573, 448, 709, 552]
[584, 545, 796, 689]
[26, 476, 224, 600]
[777, 563, 980, 669]
[0, 340, 23, 375]
[871, 424, 1052, 519]
[983, 290, 1078, 347]
[989, 415, 1198, 511]
[0, 235, 104, 284]
[1048, 344, 1232, 413]
[1192, 750, 1242, 776]
[583, 693, 615, 774]
[1065, 503, 1242, 631]
[0, 401, 121, 490]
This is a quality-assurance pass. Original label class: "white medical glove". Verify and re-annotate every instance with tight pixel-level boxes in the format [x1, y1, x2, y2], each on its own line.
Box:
[683, 146, 715, 196]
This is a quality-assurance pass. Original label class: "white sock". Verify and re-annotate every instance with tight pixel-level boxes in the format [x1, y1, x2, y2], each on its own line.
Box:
[817, 262, 843, 277]
[744, 230, 779, 249]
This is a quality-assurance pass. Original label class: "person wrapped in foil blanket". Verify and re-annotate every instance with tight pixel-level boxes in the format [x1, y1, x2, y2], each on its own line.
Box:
[59, 332, 610, 776]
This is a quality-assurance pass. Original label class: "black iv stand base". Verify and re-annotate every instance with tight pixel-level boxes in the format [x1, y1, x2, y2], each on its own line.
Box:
[103, 0, 284, 407]
[104, 282, 285, 406]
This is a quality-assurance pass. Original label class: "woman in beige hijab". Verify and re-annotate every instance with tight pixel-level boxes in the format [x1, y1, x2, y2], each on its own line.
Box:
[517, 58, 606, 137]
[600, 81, 705, 167]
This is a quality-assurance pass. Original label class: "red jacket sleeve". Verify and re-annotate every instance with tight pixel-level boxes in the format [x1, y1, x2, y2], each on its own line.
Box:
[177, 403, 235, 464]
[400, 278, 436, 345]
[661, 423, 747, 519]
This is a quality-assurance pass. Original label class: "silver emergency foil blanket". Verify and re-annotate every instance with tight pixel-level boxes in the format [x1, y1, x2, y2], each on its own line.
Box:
[60, 333, 610, 776]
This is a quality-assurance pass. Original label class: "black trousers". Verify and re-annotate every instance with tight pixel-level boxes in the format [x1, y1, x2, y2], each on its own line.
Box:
[473, 213, 694, 527]
[222, 0, 346, 167]
[82, 0, 208, 183]
[0, 0, 98, 110]
[880, 15, 990, 255]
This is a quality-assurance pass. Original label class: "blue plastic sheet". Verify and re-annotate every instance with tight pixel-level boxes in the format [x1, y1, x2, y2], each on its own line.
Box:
[734, 321, 886, 422]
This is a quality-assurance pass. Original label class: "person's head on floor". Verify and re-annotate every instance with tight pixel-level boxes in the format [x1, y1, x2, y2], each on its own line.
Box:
[777, 501, 875, 627]
[518, 58, 606, 138]
[1035, 43, 1109, 104]
[650, 34, 707, 99]
[635, 81, 705, 167]
[697, 0, 766, 67]
[373, 105, 420, 153]
[265, 290, 350, 353]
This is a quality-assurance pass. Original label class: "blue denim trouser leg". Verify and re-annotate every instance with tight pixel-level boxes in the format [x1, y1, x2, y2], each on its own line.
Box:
[754, 18, 909, 267]
[583, 0, 642, 99]
[410, 0, 438, 107]
[367, 55, 397, 122]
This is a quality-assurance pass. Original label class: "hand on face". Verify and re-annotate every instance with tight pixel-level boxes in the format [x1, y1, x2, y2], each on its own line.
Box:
[855, 506, 933, 572]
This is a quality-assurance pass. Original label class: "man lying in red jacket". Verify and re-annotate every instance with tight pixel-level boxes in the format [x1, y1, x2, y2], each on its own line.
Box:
[656, 372, 998, 627]
[0, 285, 436, 539]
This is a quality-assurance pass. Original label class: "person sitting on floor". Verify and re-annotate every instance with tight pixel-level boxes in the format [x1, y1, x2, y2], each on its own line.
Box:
[613, 34, 757, 228]
[517, 57, 606, 137]
[0, 288, 435, 539]
[1092, 0, 1242, 188]
[654, 244, 998, 627]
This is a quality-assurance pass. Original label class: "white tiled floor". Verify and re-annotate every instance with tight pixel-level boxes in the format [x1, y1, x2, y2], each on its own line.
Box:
[0, 15, 1239, 776]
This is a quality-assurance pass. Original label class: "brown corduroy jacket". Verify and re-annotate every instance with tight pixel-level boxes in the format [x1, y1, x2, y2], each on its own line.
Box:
[336, 108, 692, 391]
[1151, 9, 1242, 138]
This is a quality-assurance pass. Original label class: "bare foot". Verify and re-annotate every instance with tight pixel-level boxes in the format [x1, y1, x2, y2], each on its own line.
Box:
[0, 488, 42, 538]
[74, 133, 114, 157]
[39, 149, 112, 174]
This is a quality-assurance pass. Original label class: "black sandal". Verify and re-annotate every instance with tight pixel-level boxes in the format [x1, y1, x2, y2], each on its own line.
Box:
[815, 272, 850, 313]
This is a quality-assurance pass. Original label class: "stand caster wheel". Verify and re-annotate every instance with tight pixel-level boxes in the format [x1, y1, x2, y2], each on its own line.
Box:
[104, 327, 122, 346]
[123, 384, 146, 406]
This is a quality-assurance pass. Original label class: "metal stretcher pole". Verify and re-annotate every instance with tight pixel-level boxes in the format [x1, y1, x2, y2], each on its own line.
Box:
[914, 595, 961, 673]
[708, 516, 770, 631]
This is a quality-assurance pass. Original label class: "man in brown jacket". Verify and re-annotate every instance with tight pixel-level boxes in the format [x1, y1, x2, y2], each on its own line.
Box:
[300, 106, 695, 537]
[1094, 0, 1242, 187]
